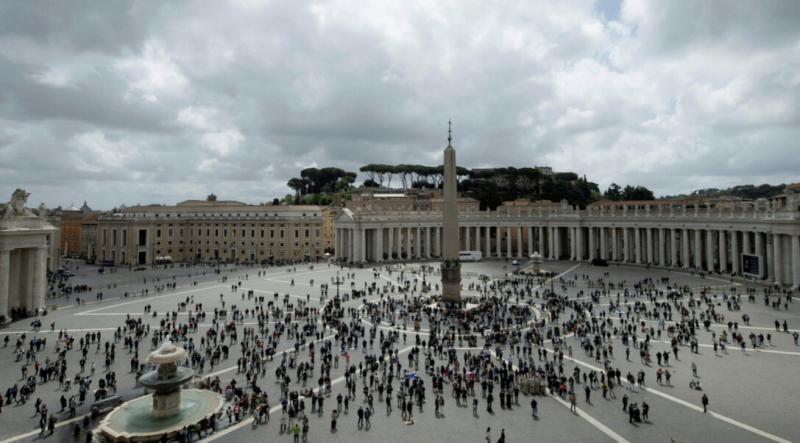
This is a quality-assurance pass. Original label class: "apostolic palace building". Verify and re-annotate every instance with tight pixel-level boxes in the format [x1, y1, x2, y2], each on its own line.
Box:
[93, 195, 335, 265]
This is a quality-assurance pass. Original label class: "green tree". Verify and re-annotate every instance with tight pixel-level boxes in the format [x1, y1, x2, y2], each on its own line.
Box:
[621, 185, 655, 201]
[604, 183, 622, 201]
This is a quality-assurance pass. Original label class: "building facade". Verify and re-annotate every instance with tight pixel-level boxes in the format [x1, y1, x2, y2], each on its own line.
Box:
[94, 196, 326, 265]
[52, 203, 97, 258]
[335, 187, 800, 287]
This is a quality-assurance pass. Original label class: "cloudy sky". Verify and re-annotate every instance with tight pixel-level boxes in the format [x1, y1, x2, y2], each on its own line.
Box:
[1, 0, 798, 209]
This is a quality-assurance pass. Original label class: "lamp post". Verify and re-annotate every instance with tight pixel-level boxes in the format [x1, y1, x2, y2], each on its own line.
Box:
[333, 274, 343, 297]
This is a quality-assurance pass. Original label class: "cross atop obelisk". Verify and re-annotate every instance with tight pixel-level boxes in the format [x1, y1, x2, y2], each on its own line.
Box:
[441, 120, 461, 303]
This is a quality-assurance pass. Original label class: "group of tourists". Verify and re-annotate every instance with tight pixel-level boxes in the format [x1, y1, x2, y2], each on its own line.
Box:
[0, 258, 795, 443]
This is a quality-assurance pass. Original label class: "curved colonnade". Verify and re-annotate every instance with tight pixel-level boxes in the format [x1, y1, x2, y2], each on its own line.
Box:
[335, 199, 800, 288]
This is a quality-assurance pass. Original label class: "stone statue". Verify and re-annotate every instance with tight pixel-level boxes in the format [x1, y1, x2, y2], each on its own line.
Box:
[2, 188, 33, 219]
[38, 202, 47, 219]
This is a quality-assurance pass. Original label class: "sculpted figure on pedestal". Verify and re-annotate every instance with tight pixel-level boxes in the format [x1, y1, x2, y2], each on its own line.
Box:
[2, 188, 34, 219]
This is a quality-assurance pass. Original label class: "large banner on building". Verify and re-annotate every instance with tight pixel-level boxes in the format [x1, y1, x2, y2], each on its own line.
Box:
[741, 254, 763, 278]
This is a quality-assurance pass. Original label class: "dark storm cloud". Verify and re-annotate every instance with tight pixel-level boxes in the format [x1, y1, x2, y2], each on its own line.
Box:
[0, 0, 798, 208]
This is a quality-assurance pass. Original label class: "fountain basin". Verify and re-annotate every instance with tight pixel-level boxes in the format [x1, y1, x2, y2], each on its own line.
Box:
[97, 389, 223, 442]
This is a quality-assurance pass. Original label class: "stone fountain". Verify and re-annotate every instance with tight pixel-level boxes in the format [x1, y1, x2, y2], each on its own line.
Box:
[139, 340, 195, 418]
[97, 340, 223, 442]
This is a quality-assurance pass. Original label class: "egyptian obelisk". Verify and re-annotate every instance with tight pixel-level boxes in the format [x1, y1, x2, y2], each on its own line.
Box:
[441, 120, 461, 303]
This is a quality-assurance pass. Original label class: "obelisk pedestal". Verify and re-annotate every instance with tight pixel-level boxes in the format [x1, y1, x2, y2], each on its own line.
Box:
[441, 124, 461, 304]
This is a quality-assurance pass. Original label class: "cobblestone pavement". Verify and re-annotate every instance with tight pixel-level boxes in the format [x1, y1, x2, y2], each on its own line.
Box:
[0, 259, 798, 443]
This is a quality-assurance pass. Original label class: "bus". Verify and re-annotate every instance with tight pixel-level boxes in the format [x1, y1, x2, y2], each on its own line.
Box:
[459, 250, 482, 261]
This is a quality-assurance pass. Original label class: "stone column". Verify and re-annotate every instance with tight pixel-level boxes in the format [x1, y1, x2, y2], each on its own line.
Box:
[731, 231, 740, 275]
[475, 225, 481, 254]
[465, 226, 471, 251]
[691, 229, 700, 269]
[527, 226, 533, 258]
[569, 228, 576, 260]
[718, 230, 727, 273]
[658, 228, 666, 266]
[743, 231, 752, 255]
[416, 226, 422, 259]
[773, 234, 783, 285]
[706, 229, 716, 272]
[755, 232, 765, 277]
[360, 229, 366, 263]
[386, 227, 392, 260]
[612, 228, 619, 261]
[792, 235, 800, 288]
[766, 236, 774, 282]
[576, 227, 584, 260]
[434, 226, 441, 257]
[681, 229, 689, 269]
[375, 229, 383, 262]
[515, 226, 522, 258]
[623, 228, 630, 263]
[0, 249, 9, 321]
[426, 227, 432, 258]
[405, 227, 412, 259]
[485, 226, 491, 257]
[670, 229, 679, 267]
[506, 226, 512, 258]
[646, 228, 654, 264]
[345, 229, 352, 263]
[588, 227, 595, 261]
[600, 227, 608, 260]
[496, 225, 502, 258]
[635, 228, 643, 264]
[554, 227, 562, 259]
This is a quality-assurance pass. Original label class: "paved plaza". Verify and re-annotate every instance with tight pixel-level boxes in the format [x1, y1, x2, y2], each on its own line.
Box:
[0, 259, 798, 443]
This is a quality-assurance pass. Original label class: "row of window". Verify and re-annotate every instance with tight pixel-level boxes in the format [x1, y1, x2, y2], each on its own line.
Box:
[101, 226, 322, 246]
[124, 212, 319, 218]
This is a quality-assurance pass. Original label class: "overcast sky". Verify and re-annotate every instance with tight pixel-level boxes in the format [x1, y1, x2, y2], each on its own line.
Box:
[1, 0, 798, 209]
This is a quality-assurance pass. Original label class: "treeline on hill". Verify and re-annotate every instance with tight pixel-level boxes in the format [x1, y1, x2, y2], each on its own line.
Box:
[285, 164, 656, 209]
[285, 167, 358, 205]
[676, 184, 786, 200]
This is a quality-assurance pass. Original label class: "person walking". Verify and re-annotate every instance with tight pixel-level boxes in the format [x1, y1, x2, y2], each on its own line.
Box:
[691, 361, 698, 378]
[701, 394, 709, 413]
[530, 398, 538, 418]
[497, 428, 506, 443]
[291, 423, 300, 443]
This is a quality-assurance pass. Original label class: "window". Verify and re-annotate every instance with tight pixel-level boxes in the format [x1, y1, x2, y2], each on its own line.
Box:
[112, 229, 117, 246]
[157, 229, 162, 238]
[304, 229, 309, 238]
[122, 229, 127, 247]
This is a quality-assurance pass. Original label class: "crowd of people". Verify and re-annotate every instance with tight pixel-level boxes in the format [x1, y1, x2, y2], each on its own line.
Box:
[0, 259, 796, 443]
